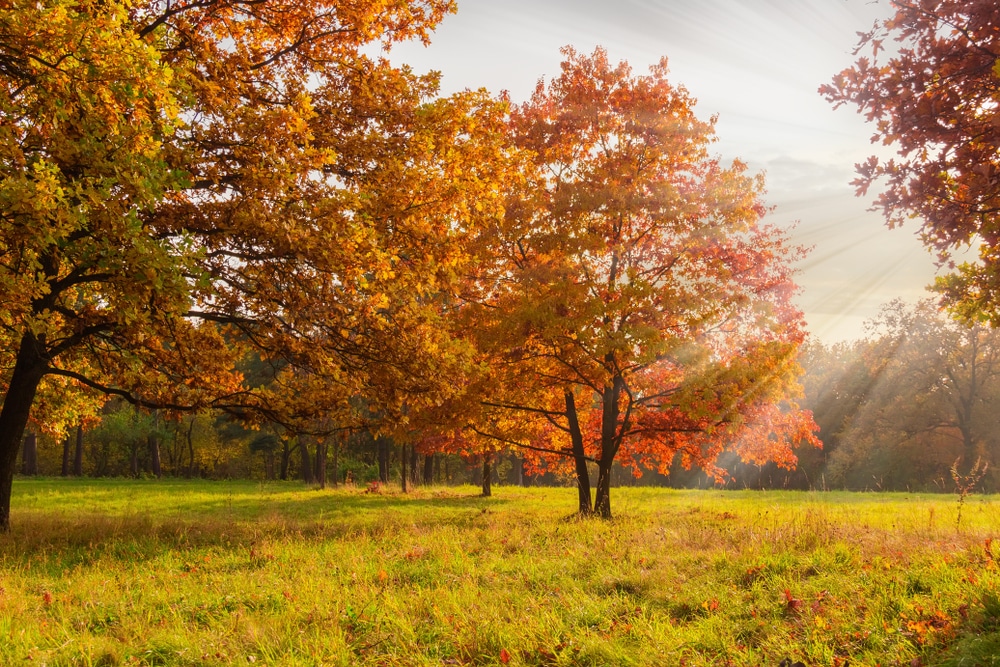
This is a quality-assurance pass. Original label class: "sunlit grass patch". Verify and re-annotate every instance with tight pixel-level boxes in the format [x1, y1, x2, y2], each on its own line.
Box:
[2, 480, 1000, 665]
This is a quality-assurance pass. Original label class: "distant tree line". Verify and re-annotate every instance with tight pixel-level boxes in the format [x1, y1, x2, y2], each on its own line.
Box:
[14, 400, 561, 490]
[619, 300, 1000, 493]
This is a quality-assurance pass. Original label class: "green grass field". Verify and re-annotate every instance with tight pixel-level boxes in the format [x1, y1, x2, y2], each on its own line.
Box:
[3, 480, 1000, 666]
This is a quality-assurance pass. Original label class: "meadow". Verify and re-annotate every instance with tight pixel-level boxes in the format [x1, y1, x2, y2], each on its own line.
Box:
[2, 480, 1000, 666]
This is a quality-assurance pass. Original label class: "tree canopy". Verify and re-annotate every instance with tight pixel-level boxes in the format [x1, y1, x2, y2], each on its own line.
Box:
[821, 1, 1000, 321]
[0, 0, 510, 530]
[461, 48, 817, 517]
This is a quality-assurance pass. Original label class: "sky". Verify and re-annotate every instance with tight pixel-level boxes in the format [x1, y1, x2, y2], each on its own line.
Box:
[383, 0, 943, 343]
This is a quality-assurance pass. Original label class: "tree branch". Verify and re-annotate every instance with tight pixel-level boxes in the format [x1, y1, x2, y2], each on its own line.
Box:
[467, 426, 596, 463]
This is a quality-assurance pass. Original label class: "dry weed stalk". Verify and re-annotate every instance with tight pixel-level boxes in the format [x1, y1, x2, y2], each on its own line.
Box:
[951, 456, 989, 531]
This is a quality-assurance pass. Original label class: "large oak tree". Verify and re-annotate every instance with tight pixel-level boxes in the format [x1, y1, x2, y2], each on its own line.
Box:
[0, 0, 510, 530]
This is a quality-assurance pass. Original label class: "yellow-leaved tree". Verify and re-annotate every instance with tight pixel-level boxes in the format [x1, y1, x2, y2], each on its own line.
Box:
[0, 0, 512, 530]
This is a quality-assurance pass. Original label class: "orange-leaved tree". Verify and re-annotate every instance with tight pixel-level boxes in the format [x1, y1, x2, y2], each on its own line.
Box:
[0, 0, 512, 530]
[463, 47, 818, 517]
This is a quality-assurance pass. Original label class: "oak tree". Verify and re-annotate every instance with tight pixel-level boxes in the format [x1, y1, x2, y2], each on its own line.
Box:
[466, 48, 817, 517]
[0, 0, 509, 529]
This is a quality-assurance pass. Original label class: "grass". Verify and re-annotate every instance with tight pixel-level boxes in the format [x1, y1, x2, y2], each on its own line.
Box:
[3, 480, 1000, 666]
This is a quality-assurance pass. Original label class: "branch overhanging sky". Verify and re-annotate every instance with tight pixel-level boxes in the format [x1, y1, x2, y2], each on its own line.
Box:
[385, 0, 942, 343]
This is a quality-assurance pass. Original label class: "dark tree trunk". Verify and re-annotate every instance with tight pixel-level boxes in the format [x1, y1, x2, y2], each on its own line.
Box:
[0, 333, 48, 530]
[148, 433, 162, 478]
[423, 454, 434, 485]
[410, 445, 419, 486]
[185, 417, 196, 478]
[565, 389, 593, 514]
[265, 451, 275, 480]
[279, 439, 292, 480]
[594, 461, 614, 519]
[593, 376, 626, 519]
[401, 444, 408, 493]
[514, 454, 523, 487]
[331, 440, 339, 488]
[442, 456, 448, 483]
[21, 431, 38, 476]
[300, 438, 313, 484]
[129, 446, 139, 477]
[164, 422, 179, 470]
[481, 455, 492, 497]
[316, 439, 327, 489]
[377, 436, 390, 483]
[61, 431, 72, 477]
[73, 424, 84, 476]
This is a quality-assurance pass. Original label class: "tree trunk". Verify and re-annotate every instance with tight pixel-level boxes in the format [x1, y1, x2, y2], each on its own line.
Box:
[73, 424, 84, 476]
[565, 389, 593, 514]
[423, 454, 434, 485]
[410, 444, 419, 486]
[401, 444, 408, 493]
[331, 440, 339, 488]
[164, 422, 179, 470]
[377, 436, 390, 483]
[279, 439, 291, 480]
[148, 433, 162, 478]
[593, 376, 626, 519]
[61, 431, 72, 477]
[129, 445, 139, 477]
[481, 454, 492, 497]
[265, 451, 275, 480]
[316, 439, 327, 489]
[21, 431, 38, 476]
[299, 438, 313, 484]
[185, 417, 196, 478]
[0, 333, 48, 530]
[594, 461, 614, 519]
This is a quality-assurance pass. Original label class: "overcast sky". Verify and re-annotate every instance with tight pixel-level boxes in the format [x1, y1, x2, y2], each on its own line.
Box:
[386, 0, 939, 343]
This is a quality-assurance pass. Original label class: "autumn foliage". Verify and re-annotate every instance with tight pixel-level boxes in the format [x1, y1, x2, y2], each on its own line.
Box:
[460, 48, 817, 517]
[0, 0, 506, 529]
[0, 2, 814, 528]
[821, 1, 1000, 321]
